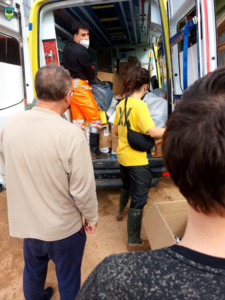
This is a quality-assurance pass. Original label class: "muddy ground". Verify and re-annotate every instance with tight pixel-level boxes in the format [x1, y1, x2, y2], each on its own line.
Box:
[0, 178, 185, 299]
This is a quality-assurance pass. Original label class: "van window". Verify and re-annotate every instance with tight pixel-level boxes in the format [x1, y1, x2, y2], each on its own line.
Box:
[0, 33, 21, 66]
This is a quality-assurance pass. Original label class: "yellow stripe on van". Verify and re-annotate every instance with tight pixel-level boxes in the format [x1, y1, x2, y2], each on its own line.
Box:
[29, 0, 50, 95]
[158, 0, 171, 79]
[154, 44, 162, 88]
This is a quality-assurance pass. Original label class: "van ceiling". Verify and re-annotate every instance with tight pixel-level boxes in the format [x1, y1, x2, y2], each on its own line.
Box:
[54, 0, 150, 47]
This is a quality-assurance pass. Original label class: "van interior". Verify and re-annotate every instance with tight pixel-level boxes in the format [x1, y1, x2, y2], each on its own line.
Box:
[39, 0, 168, 96]
[37, 0, 170, 188]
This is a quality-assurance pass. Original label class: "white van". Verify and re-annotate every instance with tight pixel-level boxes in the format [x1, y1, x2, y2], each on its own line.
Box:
[0, 0, 224, 190]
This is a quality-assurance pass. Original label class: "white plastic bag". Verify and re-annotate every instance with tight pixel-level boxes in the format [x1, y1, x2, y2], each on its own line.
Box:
[106, 98, 118, 117]
[143, 93, 167, 128]
[108, 110, 116, 124]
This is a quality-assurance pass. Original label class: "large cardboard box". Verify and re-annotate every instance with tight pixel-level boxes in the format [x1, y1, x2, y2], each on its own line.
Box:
[119, 62, 136, 78]
[143, 200, 188, 250]
[111, 124, 118, 154]
[97, 67, 123, 96]
[99, 124, 111, 153]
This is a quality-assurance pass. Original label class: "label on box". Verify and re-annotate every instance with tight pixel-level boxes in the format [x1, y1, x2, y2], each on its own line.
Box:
[103, 125, 109, 136]
[100, 147, 109, 153]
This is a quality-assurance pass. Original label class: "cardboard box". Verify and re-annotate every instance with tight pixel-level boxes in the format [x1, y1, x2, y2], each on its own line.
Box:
[99, 68, 108, 73]
[99, 124, 111, 153]
[119, 62, 136, 78]
[111, 124, 118, 154]
[143, 200, 188, 250]
[97, 67, 123, 96]
[151, 138, 162, 158]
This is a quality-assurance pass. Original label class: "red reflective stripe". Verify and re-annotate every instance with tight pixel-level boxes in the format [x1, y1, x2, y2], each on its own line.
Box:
[162, 172, 170, 177]
[203, 0, 210, 73]
[56, 9, 73, 24]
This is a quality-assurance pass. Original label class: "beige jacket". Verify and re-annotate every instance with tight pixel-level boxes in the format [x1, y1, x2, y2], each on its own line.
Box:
[0, 107, 98, 241]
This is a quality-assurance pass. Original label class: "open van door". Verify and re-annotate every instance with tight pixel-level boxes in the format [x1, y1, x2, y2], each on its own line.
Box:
[0, 0, 33, 189]
[167, 0, 218, 110]
[28, 0, 174, 189]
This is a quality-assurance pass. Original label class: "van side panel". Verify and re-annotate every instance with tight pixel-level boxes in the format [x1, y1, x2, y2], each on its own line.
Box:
[29, 0, 49, 95]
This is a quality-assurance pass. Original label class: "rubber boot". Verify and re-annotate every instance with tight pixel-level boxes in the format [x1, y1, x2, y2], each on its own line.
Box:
[127, 208, 151, 251]
[116, 189, 130, 221]
[90, 132, 109, 159]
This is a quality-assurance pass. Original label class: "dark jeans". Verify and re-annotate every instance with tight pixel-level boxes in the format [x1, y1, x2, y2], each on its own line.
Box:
[120, 164, 153, 209]
[23, 229, 86, 300]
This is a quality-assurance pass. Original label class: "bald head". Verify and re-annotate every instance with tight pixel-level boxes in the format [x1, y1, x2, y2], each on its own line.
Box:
[35, 64, 71, 101]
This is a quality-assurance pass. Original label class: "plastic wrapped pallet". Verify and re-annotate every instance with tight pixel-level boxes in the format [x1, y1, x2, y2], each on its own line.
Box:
[143, 92, 167, 128]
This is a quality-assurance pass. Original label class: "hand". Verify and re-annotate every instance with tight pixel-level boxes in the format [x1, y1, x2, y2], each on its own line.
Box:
[85, 220, 97, 234]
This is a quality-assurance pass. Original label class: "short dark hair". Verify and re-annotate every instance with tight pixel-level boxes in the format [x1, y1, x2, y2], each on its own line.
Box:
[162, 66, 225, 214]
[35, 64, 71, 101]
[71, 20, 89, 35]
[120, 67, 150, 96]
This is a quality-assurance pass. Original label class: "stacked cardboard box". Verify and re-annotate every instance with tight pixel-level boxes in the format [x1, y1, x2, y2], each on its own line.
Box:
[119, 56, 139, 78]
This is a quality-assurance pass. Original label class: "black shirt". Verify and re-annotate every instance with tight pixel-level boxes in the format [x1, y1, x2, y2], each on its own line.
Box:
[62, 41, 95, 81]
[77, 245, 225, 299]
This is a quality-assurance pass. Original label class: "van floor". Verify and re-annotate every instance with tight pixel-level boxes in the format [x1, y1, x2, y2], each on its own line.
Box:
[0, 178, 184, 299]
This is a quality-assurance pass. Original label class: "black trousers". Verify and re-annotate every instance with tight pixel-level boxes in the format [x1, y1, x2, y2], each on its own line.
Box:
[23, 229, 86, 300]
[120, 164, 153, 209]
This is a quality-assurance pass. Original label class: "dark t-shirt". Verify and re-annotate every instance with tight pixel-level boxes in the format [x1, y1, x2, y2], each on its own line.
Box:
[76, 245, 225, 299]
[62, 41, 95, 81]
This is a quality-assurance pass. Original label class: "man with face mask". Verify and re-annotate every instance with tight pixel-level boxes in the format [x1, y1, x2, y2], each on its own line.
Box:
[63, 20, 108, 159]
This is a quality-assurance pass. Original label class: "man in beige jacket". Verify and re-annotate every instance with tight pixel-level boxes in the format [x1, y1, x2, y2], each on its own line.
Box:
[0, 65, 98, 300]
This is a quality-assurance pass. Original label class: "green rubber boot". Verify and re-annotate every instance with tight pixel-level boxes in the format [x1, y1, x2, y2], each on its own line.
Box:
[127, 208, 151, 251]
[116, 189, 130, 221]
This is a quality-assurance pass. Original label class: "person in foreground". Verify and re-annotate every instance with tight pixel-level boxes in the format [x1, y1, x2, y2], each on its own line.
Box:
[76, 67, 225, 299]
[113, 67, 165, 251]
[0, 65, 98, 300]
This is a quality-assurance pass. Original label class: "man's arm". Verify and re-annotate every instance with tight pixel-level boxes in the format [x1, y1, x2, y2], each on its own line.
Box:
[80, 48, 96, 81]
[69, 138, 98, 227]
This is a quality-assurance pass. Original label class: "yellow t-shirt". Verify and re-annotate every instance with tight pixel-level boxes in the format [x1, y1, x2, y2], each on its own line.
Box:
[114, 97, 155, 166]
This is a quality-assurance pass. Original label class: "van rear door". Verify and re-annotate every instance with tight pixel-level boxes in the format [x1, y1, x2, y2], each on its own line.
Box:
[167, 0, 217, 109]
[0, 0, 33, 188]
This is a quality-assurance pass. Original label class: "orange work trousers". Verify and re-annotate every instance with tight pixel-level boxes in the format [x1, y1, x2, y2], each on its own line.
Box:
[71, 79, 102, 130]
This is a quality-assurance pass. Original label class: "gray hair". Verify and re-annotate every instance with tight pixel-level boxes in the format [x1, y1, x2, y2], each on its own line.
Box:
[35, 64, 71, 101]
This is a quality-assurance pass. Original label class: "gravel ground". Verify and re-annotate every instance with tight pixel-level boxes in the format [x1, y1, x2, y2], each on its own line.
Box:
[0, 178, 185, 299]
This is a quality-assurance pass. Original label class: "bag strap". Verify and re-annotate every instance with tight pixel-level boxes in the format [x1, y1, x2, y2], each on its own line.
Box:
[124, 98, 129, 130]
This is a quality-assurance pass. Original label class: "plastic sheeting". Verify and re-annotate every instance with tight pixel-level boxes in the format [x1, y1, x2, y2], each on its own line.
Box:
[91, 81, 113, 111]
[143, 92, 167, 128]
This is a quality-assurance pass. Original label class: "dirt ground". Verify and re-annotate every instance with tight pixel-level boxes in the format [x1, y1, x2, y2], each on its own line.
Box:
[0, 178, 185, 299]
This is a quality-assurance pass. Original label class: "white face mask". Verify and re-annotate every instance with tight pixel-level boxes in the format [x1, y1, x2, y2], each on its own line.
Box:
[76, 35, 90, 49]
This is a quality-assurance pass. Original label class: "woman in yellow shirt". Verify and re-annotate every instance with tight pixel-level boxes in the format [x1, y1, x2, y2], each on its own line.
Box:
[113, 67, 165, 251]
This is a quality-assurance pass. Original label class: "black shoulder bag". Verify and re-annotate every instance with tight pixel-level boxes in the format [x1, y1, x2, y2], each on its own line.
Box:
[124, 98, 155, 152]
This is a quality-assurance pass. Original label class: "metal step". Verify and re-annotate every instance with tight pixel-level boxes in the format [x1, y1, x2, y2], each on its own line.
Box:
[96, 178, 159, 190]
[92, 156, 164, 170]
[94, 169, 120, 180]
